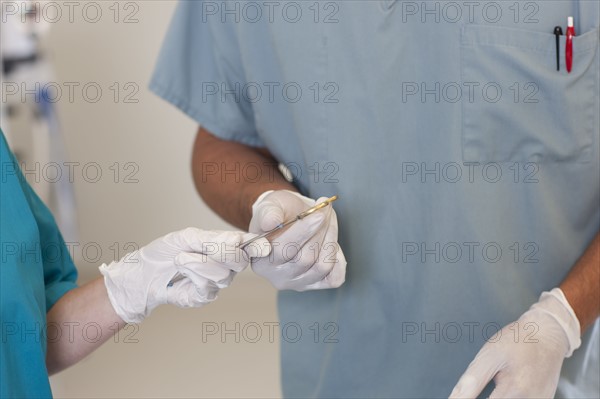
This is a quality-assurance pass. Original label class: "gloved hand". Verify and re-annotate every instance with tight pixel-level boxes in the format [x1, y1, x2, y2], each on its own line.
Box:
[100, 228, 269, 323]
[248, 190, 346, 291]
[449, 288, 581, 399]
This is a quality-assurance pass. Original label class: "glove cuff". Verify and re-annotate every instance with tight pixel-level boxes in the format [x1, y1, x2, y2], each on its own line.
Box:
[534, 288, 582, 357]
[99, 260, 145, 324]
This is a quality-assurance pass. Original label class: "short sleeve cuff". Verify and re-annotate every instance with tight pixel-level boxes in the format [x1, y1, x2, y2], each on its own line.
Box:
[45, 280, 78, 312]
[149, 80, 265, 148]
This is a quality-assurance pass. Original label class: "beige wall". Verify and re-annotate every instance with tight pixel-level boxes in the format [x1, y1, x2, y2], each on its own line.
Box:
[7, 1, 280, 396]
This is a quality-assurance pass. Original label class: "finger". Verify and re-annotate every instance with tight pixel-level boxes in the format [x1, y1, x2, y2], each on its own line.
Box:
[178, 262, 235, 287]
[214, 271, 235, 289]
[258, 191, 319, 231]
[175, 242, 249, 273]
[285, 225, 335, 286]
[272, 205, 330, 248]
[212, 232, 271, 269]
[242, 236, 272, 258]
[288, 242, 344, 290]
[295, 210, 345, 289]
[186, 273, 220, 302]
[165, 228, 243, 253]
[449, 347, 500, 399]
[166, 227, 217, 251]
[319, 210, 346, 287]
[256, 201, 286, 231]
[323, 244, 347, 288]
[254, 209, 329, 273]
[175, 253, 233, 281]
[188, 281, 219, 306]
[331, 247, 347, 284]
[322, 211, 346, 288]
[293, 261, 336, 290]
[488, 369, 552, 399]
[167, 277, 219, 307]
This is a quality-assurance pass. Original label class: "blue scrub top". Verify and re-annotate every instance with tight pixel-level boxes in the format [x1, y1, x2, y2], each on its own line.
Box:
[151, 1, 600, 397]
[0, 130, 78, 398]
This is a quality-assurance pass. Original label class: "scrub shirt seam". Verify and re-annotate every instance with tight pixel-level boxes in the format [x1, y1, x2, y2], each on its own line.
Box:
[463, 26, 599, 54]
[310, 287, 343, 398]
[465, 41, 597, 56]
[459, 30, 469, 163]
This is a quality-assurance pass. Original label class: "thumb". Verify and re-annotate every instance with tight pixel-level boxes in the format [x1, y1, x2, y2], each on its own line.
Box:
[449, 348, 499, 399]
[256, 202, 285, 231]
[253, 190, 313, 232]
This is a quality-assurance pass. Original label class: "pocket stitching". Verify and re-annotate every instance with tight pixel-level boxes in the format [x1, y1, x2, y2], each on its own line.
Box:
[460, 25, 598, 163]
[462, 25, 599, 55]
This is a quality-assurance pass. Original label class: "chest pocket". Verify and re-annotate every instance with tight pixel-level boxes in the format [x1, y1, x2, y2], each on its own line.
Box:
[460, 24, 599, 163]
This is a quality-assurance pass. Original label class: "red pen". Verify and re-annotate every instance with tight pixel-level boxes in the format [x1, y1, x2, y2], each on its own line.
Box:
[566, 16, 575, 73]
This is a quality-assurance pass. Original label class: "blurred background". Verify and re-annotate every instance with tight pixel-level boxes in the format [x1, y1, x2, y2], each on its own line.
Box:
[1, 1, 281, 397]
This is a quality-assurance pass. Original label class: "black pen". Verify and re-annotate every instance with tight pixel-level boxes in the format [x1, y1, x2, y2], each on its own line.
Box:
[554, 26, 563, 71]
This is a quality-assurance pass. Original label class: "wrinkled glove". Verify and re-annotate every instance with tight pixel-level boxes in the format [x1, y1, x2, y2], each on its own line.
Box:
[450, 288, 581, 399]
[248, 190, 346, 291]
[100, 228, 268, 323]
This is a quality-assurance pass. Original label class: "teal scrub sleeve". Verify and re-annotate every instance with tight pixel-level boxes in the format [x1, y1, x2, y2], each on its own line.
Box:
[8, 144, 79, 311]
[149, 1, 264, 147]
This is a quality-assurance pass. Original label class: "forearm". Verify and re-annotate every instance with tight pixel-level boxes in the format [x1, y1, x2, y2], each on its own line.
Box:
[46, 277, 126, 375]
[192, 126, 296, 229]
[560, 233, 600, 333]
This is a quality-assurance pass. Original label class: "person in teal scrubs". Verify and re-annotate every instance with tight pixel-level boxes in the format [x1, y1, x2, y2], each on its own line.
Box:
[150, 1, 600, 397]
[0, 129, 266, 397]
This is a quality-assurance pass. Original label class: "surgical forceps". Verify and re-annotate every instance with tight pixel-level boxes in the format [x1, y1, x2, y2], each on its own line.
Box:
[167, 195, 338, 287]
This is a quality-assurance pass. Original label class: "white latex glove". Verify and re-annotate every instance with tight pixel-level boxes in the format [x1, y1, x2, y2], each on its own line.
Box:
[100, 228, 269, 323]
[450, 288, 581, 399]
[248, 190, 346, 291]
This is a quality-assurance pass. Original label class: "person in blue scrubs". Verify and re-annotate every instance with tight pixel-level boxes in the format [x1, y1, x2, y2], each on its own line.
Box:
[150, 1, 599, 397]
[0, 129, 266, 397]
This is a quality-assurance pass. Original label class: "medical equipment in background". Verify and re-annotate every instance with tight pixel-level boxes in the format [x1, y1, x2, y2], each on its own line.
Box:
[1, 0, 79, 242]
[167, 195, 339, 286]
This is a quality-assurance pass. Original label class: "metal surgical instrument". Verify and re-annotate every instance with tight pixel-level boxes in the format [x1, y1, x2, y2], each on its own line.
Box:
[239, 195, 338, 249]
[166, 195, 338, 287]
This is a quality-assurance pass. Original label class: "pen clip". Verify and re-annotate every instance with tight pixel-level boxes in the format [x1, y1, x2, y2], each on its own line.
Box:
[554, 26, 563, 72]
